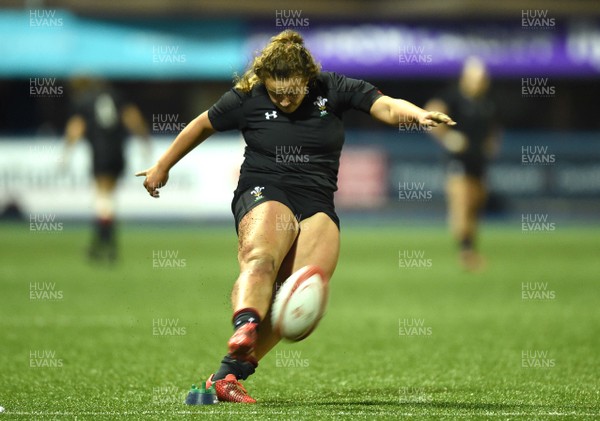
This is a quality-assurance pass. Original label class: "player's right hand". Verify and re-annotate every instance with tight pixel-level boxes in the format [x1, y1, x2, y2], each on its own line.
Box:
[135, 164, 169, 198]
[443, 131, 468, 153]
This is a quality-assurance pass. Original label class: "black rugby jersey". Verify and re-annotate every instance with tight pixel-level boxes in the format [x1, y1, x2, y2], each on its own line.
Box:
[208, 72, 383, 191]
[440, 87, 496, 166]
[70, 87, 128, 166]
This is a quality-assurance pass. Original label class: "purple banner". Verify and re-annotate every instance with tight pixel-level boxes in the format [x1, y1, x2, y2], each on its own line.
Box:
[247, 20, 600, 78]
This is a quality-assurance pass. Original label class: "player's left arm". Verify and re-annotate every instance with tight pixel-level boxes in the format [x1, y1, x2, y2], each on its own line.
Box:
[370, 95, 456, 128]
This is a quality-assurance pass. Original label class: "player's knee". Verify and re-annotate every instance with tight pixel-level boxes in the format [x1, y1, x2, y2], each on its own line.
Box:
[240, 249, 278, 277]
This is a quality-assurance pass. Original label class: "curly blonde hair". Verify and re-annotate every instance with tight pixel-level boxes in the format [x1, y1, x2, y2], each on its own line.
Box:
[234, 30, 321, 92]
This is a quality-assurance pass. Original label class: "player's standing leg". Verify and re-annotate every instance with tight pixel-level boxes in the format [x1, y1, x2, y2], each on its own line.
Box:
[89, 175, 118, 262]
[446, 174, 468, 249]
[207, 201, 298, 403]
[447, 174, 485, 271]
[464, 176, 487, 269]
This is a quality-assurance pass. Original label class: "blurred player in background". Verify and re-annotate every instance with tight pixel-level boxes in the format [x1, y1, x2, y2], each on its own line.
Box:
[63, 77, 150, 262]
[137, 30, 455, 403]
[425, 57, 500, 271]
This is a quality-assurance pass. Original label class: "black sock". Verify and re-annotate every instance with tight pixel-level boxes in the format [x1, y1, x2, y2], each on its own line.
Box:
[233, 309, 260, 331]
[94, 218, 115, 246]
[99, 219, 114, 244]
[460, 236, 473, 252]
[213, 354, 258, 381]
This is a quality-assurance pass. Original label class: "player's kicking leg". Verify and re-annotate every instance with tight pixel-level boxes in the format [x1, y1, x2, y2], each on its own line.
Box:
[252, 212, 340, 360]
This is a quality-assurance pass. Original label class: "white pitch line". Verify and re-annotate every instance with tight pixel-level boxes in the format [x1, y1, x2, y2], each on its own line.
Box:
[4, 411, 600, 417]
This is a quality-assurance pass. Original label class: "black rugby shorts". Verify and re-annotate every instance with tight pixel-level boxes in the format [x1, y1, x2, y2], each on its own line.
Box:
[231, 181, 340, 234]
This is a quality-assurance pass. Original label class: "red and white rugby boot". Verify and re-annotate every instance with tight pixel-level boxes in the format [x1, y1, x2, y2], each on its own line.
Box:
[227, 322, 258, 360]
[206, 374, 257, 404]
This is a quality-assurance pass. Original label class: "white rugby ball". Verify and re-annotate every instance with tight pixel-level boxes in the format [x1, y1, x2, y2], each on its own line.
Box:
[271, 265, 328, 341]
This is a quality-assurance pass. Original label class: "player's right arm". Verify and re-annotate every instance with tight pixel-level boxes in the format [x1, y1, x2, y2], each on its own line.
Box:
[64, 114, 86, 145]
[136, 110, 216, 198]
[59, 114, 86, 170]
[424, 98, 467, 153]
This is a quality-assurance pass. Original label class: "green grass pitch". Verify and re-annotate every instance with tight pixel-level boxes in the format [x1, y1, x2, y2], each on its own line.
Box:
[1, 221, 598, 419]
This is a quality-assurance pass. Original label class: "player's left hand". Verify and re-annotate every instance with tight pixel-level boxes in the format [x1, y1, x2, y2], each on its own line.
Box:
[420, 111, 456, 127]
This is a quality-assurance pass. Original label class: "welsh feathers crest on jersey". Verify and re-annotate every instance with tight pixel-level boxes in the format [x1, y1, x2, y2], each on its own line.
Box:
[313, 96, 329, 117]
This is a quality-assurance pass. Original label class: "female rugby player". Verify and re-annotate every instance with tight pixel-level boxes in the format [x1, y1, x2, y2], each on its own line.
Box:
[65, 77, 150, 262]
[425, 57, 499, 271]
[136, 30, 455, 403]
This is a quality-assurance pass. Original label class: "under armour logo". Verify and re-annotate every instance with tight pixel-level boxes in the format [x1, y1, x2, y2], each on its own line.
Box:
[265, 111, 278, 120]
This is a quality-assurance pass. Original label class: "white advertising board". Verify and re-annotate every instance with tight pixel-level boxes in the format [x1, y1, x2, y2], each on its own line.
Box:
[0, 136, 245, 219]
